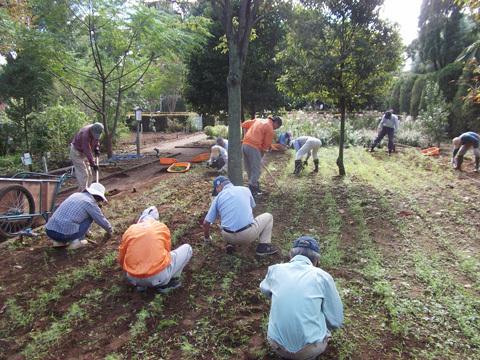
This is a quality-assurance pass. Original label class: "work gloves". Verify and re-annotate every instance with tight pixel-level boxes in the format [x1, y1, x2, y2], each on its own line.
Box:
[92, 165, 99, 172]
[94, 149, 101, 156]
[203, 236, 212, 244]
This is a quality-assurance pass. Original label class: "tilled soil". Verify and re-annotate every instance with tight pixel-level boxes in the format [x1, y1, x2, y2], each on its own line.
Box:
[1, 138, 480, 359]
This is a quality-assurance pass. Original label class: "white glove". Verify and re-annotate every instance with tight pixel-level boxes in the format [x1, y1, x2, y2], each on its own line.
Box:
[203, 236, 212, 244]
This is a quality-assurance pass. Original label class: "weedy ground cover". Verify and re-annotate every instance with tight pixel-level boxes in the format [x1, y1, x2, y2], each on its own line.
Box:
[1, 141, 480, 359]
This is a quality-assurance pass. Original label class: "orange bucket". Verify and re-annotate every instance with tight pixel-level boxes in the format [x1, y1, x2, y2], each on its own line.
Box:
[271, 144, 287, 151]
[190, 153, 210, 162]
[167, 162, 191, 173]
[420, 147, 439, 156]
[159, 158, 179, 165]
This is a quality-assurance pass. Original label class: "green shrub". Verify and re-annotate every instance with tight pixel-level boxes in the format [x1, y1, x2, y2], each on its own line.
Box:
[166, 118, 183, 132]
[281, 111, 429, 148]
[418, 81, 449, 147]
[203, 125, 228, 139]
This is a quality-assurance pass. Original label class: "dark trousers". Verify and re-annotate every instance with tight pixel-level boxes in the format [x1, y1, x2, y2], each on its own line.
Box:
[371, 126, 395, 152]
[46, 218, 92, 242]
[211, 157, 225, 170]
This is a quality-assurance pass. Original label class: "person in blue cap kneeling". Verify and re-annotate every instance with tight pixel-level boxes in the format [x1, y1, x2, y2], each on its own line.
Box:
[203, 176, 277, 256]
[260, 236, 344, 360]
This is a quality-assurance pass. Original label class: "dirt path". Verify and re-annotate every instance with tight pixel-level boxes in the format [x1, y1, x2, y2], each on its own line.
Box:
[57, 132, 211, 202]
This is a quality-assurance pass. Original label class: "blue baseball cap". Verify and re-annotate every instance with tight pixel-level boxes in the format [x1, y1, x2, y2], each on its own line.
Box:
[293, 236, 319, 253]
[212, 176, 230, 196]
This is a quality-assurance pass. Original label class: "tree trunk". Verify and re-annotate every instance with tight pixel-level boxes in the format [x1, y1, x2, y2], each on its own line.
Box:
[227, 47, 244, 186]
[249, 103, 255, 120]
[336, 96, 346, 176]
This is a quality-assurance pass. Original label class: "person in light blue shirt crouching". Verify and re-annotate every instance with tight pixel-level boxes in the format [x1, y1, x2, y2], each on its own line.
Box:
[260, 236, 344, 360]
[203, 176, 277, 256]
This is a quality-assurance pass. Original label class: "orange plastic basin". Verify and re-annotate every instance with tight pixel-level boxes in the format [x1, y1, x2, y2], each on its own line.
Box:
[190, 153, 210, 162]
[420, 147, 439, 156]
[159, 158, 179, 165]
[271, 144, 287, 151]
[167, 162, 191, 173]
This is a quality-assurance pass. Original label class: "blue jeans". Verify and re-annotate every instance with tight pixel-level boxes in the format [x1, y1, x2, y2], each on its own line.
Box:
[46, 218, 92, 242]
[371, 126, 395, 152]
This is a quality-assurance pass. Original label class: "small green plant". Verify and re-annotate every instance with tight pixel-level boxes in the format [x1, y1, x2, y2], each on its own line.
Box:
[418, 80, 450, 147]
[166, 118, 184, 132]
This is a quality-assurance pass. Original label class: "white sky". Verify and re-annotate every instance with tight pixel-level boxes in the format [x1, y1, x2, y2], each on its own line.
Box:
[380, 0, 423, 46]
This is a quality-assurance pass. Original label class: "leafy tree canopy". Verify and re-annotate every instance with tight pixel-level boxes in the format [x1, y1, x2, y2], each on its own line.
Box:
[279, 0, 403, 111]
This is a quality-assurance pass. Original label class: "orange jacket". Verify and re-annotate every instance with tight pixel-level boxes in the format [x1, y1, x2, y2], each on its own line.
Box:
[117, 218, 171, 278]
[241, 119, 256, 132]
[242, 118, 275, 152]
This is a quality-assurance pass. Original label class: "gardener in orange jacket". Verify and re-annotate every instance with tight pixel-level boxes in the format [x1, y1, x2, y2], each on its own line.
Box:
[117, 206, 192, 293]
[241, 116, 282, 196]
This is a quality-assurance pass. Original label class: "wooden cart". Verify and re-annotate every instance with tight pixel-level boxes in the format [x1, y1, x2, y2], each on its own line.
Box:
[0, 172, 75, 238]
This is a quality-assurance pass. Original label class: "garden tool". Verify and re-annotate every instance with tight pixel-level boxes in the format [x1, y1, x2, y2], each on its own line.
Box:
[262, 163, 284, 195]
[95, 155, 99, 182]
[314, 159, 319, 173]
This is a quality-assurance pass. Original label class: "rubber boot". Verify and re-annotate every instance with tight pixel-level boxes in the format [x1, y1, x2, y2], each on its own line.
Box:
[476, 157, 479, 172]
[313, 159, 319, 173]
[292, 160, 303, 174]
[456, 155, 464, 170]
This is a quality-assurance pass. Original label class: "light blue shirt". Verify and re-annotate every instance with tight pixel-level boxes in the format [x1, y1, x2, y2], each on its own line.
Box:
[378, 114, 399, 132]
[278, 133, 292, 147]
[205, 183, 255, 231]
[218, 139, 228, 151]
[260, 255, 344, 353]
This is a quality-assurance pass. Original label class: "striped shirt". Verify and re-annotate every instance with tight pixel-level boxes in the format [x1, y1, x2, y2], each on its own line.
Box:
[46, 191, 112, 235]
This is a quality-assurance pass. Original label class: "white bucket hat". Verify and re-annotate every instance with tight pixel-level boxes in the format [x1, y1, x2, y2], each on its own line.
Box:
[85, 182, 108, 202]
[138, 206, 159, 223]
[211, 145, 220, 158]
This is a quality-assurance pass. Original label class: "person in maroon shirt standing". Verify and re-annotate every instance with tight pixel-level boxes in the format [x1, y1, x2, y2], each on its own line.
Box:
[70, 122, 104, 191]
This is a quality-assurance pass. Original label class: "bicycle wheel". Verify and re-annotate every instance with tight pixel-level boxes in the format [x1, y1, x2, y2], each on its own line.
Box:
[0, 185, 35, 238]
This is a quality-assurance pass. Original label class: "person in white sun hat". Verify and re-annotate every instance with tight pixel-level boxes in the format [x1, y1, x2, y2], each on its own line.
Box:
[206, 144, 228, 174]
[45, 182, 113, 250]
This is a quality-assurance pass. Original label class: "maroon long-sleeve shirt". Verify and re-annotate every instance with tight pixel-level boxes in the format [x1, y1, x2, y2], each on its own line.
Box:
[71, 124, 99, 166]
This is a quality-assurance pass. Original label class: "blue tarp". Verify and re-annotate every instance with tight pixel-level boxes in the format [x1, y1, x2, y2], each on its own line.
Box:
[102, 153, 145, 163]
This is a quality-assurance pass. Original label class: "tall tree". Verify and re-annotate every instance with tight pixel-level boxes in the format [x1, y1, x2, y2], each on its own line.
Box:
[42, 0, 202, 158]
[0, 49, 52, 164]
[184, 5, 288, 119]
[0, 0, 37, 54]
[417, 0, 468, 71]
[208, 0, 264, 186]
[279, 0, 402, 176]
